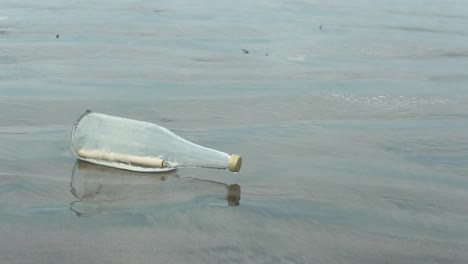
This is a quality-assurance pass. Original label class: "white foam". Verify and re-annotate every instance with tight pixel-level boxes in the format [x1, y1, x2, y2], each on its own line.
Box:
[286, 55, 306, 62]
[327, 93, 450, 110]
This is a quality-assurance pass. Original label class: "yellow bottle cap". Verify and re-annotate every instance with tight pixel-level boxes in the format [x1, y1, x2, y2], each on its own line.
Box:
[228, 154, 242, 172]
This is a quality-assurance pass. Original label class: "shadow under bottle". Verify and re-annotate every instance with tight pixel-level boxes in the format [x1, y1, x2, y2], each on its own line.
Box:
[70, 160, 241, 217]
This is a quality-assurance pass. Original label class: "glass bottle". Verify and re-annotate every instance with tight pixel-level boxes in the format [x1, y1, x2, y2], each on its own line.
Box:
[71, 111, 242, 172]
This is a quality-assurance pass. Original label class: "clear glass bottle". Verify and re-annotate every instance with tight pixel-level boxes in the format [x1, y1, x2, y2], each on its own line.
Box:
[71, 111, 242, 172]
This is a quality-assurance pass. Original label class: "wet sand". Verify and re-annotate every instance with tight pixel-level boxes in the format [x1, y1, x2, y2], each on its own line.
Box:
[1, 0, 468, 263]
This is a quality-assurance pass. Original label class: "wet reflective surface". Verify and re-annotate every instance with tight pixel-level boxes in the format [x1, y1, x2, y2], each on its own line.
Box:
[70, 161, 241, 217]
[1, 0, 468, 263]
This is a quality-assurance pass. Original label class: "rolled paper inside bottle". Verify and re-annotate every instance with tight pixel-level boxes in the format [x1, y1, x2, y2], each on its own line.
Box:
[77, 149, 166, 168]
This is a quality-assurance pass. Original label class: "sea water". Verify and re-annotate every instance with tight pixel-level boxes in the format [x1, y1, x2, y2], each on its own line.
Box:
[1, 0, 468, 263]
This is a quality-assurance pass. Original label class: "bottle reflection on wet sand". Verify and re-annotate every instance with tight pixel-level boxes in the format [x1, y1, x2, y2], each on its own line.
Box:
[70, 160, 241, 217]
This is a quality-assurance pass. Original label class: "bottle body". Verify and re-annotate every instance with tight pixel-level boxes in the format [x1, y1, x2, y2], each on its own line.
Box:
[71, 111, 241, 172]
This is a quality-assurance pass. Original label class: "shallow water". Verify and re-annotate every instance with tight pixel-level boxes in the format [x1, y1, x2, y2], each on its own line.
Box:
[1, 0, 468, 263]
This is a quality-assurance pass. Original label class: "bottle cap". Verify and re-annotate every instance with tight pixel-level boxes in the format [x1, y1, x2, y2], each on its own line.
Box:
[228, 154, 242, 172]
